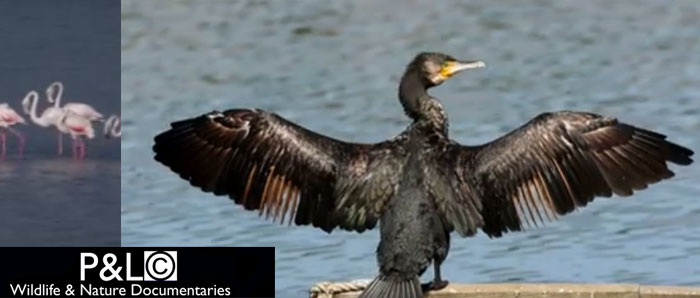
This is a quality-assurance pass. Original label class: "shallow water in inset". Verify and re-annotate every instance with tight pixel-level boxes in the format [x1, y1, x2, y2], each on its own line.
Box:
[0, 159, 120, 246]
[121, 0, 700, 296]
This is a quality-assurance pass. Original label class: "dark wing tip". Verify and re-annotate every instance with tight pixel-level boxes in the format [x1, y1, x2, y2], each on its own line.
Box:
[627, 125, 693, 166]
[666, 142, 694, 165]
[152, 113, 233, 196]
[153, 116, 196, 158]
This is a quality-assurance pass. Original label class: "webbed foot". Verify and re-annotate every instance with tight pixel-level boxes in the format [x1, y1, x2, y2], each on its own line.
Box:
[421, 279, 449, 292]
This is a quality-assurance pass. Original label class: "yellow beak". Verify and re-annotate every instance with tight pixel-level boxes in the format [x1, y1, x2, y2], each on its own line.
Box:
[440, 60, 486, 78]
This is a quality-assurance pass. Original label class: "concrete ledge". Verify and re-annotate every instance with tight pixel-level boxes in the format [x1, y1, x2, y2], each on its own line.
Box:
[313, 283, 700, 298]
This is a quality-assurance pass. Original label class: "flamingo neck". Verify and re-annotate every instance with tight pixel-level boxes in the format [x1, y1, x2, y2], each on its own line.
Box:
[111, 121, 121, 137]
[107, 117, 121, 137]
[27, 94, 53, 127]
[48, 82, 64, 108]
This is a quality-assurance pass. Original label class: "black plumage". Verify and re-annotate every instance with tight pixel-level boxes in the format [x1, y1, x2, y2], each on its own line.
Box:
[153, 52, 694, 298]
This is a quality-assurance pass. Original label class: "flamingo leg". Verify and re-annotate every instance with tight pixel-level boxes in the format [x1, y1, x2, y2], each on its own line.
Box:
[71, 137, 78, 159]
[78, 138, 86, 160]
[0, 131, 6, 160]
[82, 139, 87, 159]
[7, 127, 25, 159]
[76, 138, 81, 160]
[57, 132, 63, 156]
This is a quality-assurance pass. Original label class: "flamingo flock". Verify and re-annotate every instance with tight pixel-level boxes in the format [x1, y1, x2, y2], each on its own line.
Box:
[0, 81, 120, 160]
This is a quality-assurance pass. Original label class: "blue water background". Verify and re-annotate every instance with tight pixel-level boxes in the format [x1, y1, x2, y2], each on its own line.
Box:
[121, 1, 700, 296]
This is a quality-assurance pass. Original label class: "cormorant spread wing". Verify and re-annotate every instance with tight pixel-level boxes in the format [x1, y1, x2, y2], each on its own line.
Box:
[153, 109, 401, 233]
[152, 52, 695, 298]
[453, 111, 693, 237]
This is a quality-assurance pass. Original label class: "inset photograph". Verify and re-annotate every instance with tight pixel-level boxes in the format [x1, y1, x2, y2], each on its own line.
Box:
[0, 0, 120, 246]
[121, 1, 699, 297]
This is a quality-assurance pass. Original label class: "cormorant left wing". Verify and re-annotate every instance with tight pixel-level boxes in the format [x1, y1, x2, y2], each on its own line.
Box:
[153, 109, 401, 233]
[451, 111, 693, 237]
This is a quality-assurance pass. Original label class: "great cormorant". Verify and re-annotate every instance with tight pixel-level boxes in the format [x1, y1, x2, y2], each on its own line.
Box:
[153, 52, 694, 298]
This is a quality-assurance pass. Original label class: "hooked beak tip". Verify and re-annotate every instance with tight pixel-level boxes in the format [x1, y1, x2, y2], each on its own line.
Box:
[458, 60, 486, 70]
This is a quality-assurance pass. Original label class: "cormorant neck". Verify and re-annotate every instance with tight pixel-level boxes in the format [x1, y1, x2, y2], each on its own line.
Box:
[399, 70, 428, 120]
[398, 69, 448, 136]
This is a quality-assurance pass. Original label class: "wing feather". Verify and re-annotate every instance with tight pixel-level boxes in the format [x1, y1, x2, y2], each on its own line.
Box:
[453, 111, 693, 237]
[153, 108, 401, 233]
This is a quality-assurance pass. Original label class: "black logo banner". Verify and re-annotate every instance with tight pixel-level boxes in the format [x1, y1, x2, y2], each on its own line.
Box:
[0, 247, 274, 297]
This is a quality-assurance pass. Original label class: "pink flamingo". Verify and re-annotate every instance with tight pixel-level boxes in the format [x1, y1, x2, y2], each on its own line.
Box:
[45, 82, 103, 155]
[104, 115, 120, 138]
[0, 103, 26, 159]
[22, 90, 67, 155]
[57, 109, 94, 160]
[46, 82, 103, 121]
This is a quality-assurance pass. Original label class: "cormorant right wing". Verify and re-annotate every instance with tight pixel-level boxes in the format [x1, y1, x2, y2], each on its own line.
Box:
[153, 109, 401, 233]
[451, 111, 693, 237]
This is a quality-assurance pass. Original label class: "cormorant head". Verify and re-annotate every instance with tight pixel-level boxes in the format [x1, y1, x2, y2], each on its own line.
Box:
[409, 52, 485, 87]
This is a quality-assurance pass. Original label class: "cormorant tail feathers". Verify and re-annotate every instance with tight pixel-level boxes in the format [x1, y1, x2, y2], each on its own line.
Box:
[358, 274, 422, 298]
